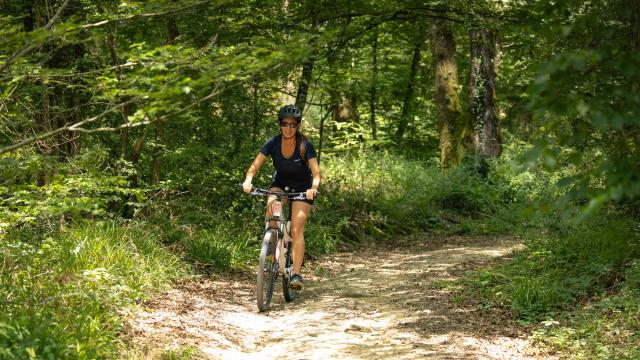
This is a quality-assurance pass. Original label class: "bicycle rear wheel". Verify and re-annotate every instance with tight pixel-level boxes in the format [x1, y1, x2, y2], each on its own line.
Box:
[283, 240, 300, 302]
[257, 229, 278, 311]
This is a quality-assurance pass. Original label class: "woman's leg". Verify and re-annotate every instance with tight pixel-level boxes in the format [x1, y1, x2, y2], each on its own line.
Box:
[290, 200, 312, 275]
[266, 186, 285, 227]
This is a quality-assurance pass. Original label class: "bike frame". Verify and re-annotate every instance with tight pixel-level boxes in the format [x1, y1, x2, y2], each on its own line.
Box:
[247, 186, 308, 310]
[260, 190, 306, 263]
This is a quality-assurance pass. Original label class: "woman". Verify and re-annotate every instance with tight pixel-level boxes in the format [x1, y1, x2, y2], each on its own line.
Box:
[242, 104, 320, 290]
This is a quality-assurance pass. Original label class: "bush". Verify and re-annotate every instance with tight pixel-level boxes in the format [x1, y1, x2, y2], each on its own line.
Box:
[315, 151, 526, 242]
[0, 222, 186, 359]
[471, 216, 640, 321]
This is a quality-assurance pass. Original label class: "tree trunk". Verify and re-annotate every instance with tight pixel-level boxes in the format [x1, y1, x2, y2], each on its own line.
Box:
[106, 30, 133, 160]
[64, 43, 85, 157]
[166, 13, 179, 43]
[22, 0, 35, 31]
[68, 90, 82, 155]
[318, 106, 331, 165]
[480, 29, 501, 158]
[430, 18, 465, 169]
[130, 130, 147, 188]
[630, 0, 640, 93]
[631, 0, 640, 53]
[326, 50, 341, 122]
[369, 29, 378, 140]
[397, 26, 425, 139]
[36, 82, 51, 186]
[295, 58, 314, 112]
[325, 52, 359, 124]
[35, 0, 49, 141]
[34, 0, 50, 185]
[467, 27, 501, 159]
[507, 102, 533, 140]
[151, 15, 179, 184]
[629, 0, 640, 146]
[151, 120, 165, 185]
[333, 95, 359, 122]
[252, 78, 260, 142]
[467, 28, 482, 154]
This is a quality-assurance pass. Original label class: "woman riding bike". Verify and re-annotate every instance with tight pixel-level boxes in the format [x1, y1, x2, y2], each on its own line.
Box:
[242, 104, 321, 290]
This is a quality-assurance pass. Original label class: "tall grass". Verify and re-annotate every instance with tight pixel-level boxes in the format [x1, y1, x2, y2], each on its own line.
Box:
[464, 214, 640, 358]
[0, 222, 186, 359]
[309, 151, 525, 245]
[472, 217, 639, 320]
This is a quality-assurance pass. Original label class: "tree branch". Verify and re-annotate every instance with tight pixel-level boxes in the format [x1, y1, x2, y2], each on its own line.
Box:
[0, 0, 212, 76]
[0, 83, 222, 155]
[76, 0, 213, 31]
[0, 99, 134, 156]
[21, 62, 137, 79]
[0, 0, 71, 75]
[74, 85, 221, 133]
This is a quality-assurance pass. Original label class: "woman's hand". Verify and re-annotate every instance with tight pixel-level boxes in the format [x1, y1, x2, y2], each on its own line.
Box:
[242, 178, 252, 193]
[306, 188, 318, 200]
[243, 154, 265, 193]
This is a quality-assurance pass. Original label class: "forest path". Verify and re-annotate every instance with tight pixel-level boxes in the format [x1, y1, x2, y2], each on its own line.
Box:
[125, 235, 553, 359]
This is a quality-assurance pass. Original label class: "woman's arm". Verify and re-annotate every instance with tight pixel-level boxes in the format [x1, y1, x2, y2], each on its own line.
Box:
[306, 157, 321, 199]
[243, 153, 267, 192]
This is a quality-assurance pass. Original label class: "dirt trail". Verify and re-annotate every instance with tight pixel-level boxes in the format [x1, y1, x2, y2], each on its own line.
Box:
[125, 235, 554, 359]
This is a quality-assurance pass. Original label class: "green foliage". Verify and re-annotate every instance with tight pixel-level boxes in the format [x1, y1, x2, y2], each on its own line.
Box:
[314, 150, 526, 243]
[458, 211, 640, 358]
[0, 151, 143, 233]
[513, 0, 640, 218]
[160, 345, 197, 360]
[1, 0, 639, 358]
[184, 227, 255, 271]
[531, 290, 640, 359]
[0, 222, 186, 360]
[470, 217, 640, 321]
[129, 149, 528, 269]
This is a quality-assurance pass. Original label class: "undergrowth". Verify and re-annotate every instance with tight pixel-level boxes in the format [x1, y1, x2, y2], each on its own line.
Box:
[313, 151, 525, 245]
[136, 150, 525, 271]
[464, 215, 640, 358]
[0, 222, 186, 359]
[5, 148, 635, 359]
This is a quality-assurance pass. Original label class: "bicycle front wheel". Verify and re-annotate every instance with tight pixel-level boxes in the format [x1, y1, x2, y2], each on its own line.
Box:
[257, 229, 278, 312]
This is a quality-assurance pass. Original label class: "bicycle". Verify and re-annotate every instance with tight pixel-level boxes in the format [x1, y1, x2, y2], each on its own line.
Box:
[245, 186, 308, 312]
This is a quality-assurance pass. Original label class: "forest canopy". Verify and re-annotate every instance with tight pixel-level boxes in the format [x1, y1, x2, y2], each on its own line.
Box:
[1, 0, 638, 218]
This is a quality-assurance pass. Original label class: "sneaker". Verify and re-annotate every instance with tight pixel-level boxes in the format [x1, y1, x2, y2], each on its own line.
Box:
[289, 274, 304, 290]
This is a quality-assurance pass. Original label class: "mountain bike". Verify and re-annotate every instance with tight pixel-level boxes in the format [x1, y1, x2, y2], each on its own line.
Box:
[246, 187, 307, 312]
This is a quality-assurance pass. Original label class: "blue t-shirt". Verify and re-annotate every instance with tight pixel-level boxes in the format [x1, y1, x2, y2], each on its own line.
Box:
[260, 135, 317, 191]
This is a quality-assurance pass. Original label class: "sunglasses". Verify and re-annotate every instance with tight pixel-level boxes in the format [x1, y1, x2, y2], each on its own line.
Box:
[280, 122, 298, 129]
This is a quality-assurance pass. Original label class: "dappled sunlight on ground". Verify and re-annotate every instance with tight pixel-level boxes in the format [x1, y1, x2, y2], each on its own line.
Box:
[124, 235, 553, 359]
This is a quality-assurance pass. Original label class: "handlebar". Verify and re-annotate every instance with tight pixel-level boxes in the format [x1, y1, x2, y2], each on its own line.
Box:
[241, 185, 317, 201]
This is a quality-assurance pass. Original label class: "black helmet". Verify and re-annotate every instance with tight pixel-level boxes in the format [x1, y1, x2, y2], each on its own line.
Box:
[278, 104, 302, 122]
